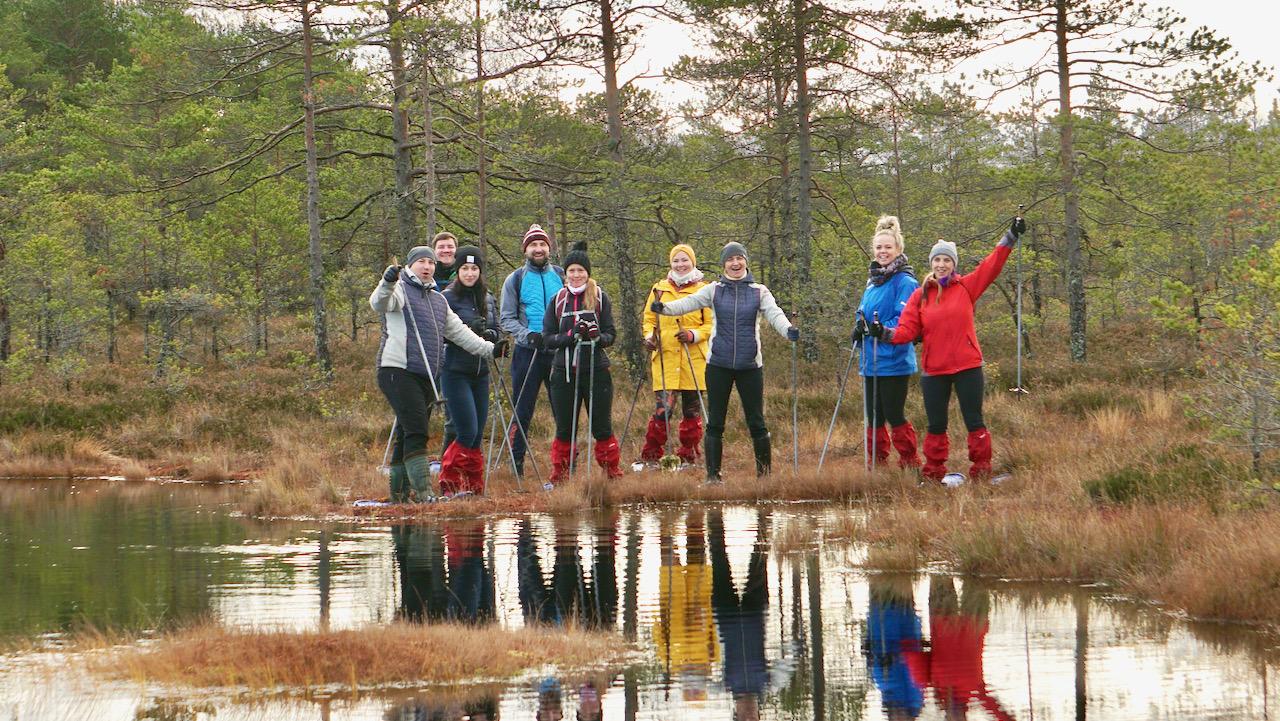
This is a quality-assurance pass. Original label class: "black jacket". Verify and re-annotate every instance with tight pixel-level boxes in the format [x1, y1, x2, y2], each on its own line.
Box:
[441, 283, 498, 376]
[542, 285, 616, 372]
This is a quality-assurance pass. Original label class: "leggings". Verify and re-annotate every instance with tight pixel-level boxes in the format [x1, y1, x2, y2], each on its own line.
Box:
[377, 366, 438, 462]
[549, 365, 615, 442]
[704, 364, 768, 441]
[919, 366, 985, 434]
[861, 375, 911, 428]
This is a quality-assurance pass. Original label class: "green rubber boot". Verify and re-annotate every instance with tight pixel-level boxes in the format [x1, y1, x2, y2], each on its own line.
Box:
[388, 463, 409, 503]
[404, 454, 437, 503]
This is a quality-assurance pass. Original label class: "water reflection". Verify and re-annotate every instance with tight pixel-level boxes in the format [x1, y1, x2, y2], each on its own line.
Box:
[1, 480, 1278, 720]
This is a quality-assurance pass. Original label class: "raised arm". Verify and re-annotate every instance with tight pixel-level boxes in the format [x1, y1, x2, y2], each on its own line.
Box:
[369, 268, 405, 314]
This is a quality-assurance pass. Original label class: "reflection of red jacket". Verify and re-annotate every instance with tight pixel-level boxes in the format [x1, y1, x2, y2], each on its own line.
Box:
[887, 242, 1011, 376]
[904, 613, 1014, 721]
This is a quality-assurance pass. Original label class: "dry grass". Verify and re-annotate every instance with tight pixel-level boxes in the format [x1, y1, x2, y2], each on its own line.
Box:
[90, 622, 629, 691]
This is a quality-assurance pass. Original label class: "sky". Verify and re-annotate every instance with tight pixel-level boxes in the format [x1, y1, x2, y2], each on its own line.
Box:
[557, 0, 1279, 121]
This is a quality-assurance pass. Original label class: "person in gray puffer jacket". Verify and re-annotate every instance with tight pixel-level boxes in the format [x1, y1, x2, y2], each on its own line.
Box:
[372, 246, 507, 503]
[652, 242, 798, 483]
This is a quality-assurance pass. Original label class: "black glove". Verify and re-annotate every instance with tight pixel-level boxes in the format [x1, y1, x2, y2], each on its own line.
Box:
[851, 318, 867, 344]
[525, 331, 543, 350]
[786, 326, 800, 342]
[1011, 216, 1027, 237]
[467, 317, 486, 334]
[575, 320, 592, 340]
[867, 321, 885, 339]
[650, 300, 664, 313]
[492, 337, 510, 358]
[383, 265, 402, 283]
[586, 322, 601, 341]
[481, 328, 499, 343]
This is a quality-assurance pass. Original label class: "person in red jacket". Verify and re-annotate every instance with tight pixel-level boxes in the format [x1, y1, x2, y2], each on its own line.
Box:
[868, 215, 1026, 481]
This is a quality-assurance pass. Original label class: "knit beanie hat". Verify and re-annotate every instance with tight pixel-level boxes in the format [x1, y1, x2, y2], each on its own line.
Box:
[407, 246, 436, 266]
[929, 239, 958, 266]
[669, 243, 697, 267]
[455, 244, 483, 272]
[719, 242, 748, 265]
[522, 224, 551, 251]
[563, 241, 591, 274]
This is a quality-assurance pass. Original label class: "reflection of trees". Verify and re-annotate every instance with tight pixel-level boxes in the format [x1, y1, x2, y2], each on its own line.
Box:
[392, 524, 446, 623]
[516, 516, 617, 629]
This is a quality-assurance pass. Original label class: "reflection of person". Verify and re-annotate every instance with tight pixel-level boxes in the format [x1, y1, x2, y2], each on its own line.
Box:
[383, 691, 498, 721]
[443, 519, 495, 623]
[653, 510, 718, 699]
[576, 680, 602, 721]
[536, 677, 564, 721]
[516, 516, 617, 628]
[708, 509, 769, 714]
[392, 524, 446, 622]
[905, 577, 1014, 721]
[866, 574, 924, 719]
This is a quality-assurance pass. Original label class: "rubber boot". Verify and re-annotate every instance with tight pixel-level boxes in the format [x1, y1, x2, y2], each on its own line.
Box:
[640, 414, 667, 462]
[704, 434, 724, 484]
[891, 422, 921, 468]
[967, 428, 993, 481]
[676, 416, 703, 464]
[594, 436, 625, 479]
[438, 441, 466, 497]
[922, 433, 949, 483]
[404, 454, 436, 503]
[752, 433, 772, 477]
[388, 463, 409, 503]
[549, 438, 572, 485]
[865, 425, 891, 468]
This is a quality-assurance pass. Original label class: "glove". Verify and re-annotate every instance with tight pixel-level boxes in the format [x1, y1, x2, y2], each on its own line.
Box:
[467, 317, 486, 334]
[867, 321, 885, 338]
[481, 328, 499, 343]
[526, 332, 543, 350]
[650, 300, 664, 313]
[492, 337, 510, 358]
[643, 335, 658, 351]
[586, 322, 601, 341]
[383, 265, 402, 283]
[575, 320, 591, 340]
[851, 318, 867, 344]
[675, 329, 695, 344]
[1011, 216, 1027, 238]
[786, 326, 800, 342]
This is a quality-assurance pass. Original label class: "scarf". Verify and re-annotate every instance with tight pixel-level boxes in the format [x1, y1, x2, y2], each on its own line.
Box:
[867, 254, 914, 286]
[566, 282, 588, 295]
[667, 268, 705, 287]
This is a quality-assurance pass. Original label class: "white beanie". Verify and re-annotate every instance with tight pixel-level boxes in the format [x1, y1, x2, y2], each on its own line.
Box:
[929, 239, 958, 265]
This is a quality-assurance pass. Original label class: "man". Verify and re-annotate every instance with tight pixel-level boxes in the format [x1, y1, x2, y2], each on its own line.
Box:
[499, 223, 564, 477]
[432, 231, 459, 287]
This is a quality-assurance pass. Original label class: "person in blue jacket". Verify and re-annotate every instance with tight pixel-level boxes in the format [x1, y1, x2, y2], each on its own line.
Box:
[851, 216, 921, 468]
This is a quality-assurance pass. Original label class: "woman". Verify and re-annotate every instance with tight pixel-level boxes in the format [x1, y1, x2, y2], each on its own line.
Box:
[652, 242, 799, 483]
[640, 244, 711, 465]
[869, 216, 1026, 482]
[542, 242, 624, 482]
[853, 216, 921, 469]
[372, 246, 507, 503]
[438, 245, 500, 498]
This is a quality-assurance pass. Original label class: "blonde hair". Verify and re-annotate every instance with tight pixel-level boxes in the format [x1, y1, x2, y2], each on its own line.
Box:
[920, 239, 950, 304]
[583, 278, 599, 312]
[870, 215, 904, 255]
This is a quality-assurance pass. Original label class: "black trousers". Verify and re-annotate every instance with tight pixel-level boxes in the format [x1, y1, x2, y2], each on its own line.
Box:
[378, 366, 439, 462]
[704, 364, 768, 441]
[862, 374, 912, 428]
[549, 365, 614, 442]
[653, 389, 702, 420]
[919, 366, 985, 434]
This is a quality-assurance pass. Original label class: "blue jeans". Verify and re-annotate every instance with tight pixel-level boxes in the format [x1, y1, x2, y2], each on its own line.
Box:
[508, 344, 554, 464]
[441, 369, 489, 449]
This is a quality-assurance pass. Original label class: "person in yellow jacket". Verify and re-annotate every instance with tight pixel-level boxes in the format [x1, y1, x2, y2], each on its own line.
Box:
[640, 244, 711, 465]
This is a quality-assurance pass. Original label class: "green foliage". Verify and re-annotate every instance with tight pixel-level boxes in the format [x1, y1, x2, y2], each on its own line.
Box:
[1085, 444, 1246, 505]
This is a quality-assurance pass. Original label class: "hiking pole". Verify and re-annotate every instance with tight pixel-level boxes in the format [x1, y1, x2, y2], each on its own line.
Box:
[567, 339, 585, 481]
[870, 311, 880, 473]
[618, 369, 646, 459]
[380, 417, 398, 472]
[490, 356, 543, 488]
[485, 369, 524, 493]
[651, 289, 675, 462]
[817, 316, 861, 474]
[675, 319, 708, 444]
[1011, 203, 1029, 399]
[791, 334, 799, 475]
[483, 386, 500, 488]
[585, 339, 598, 484]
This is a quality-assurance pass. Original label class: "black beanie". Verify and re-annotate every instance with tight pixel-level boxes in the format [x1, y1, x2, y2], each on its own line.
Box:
[563, 241, 591, 274]
[455, 244, 483, 272]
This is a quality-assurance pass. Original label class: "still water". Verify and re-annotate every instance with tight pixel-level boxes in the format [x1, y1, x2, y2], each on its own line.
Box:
[0, 478, 1276, 720]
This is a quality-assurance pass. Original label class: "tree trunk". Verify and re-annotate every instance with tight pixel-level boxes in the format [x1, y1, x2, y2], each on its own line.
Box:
[419, 51, 438, 240]
[301, 0, 332, 375]
[386, 0, 419, 251]
[599, 0, 641, 372]
[891, 109, 904, 223]
[791, 0, 815, 358]
[771, 66, 794, 308]
[1057, 0, 1086, 361]
[473, 0, 488, 252]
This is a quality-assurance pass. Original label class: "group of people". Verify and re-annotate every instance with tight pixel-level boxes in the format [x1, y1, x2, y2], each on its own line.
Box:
[372, 213, 1027, 501]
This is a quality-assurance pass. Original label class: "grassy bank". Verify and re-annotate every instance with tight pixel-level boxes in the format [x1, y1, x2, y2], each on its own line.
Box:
[86, 623, 627, 691]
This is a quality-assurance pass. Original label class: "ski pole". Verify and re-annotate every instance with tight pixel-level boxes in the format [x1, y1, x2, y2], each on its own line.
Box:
[791, 334, 799, 475]
[651, 288, 674, 460]
[567, 339, 585, 481]
[1011, 203, 1029, 398]
[870, 311, 880, 473]
[818, 318, 860, 474]
[585, 340, 597, 484]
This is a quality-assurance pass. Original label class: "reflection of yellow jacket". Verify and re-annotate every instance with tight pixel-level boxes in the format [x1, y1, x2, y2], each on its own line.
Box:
[652, 563, 719, 670]
[643, 279, 710, 392]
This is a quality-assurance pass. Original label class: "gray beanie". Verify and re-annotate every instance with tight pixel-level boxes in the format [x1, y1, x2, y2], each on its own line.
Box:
[720, 242, 748, 265]
[406, 246, 436, 266]
[929, 239, 958, 266]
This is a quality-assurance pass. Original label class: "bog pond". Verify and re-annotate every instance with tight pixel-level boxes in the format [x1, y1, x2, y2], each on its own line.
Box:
[1, 478, 1276, 720]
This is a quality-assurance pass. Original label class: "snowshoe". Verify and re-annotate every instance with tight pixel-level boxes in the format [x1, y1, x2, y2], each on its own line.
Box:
[941, 473, 966, 488]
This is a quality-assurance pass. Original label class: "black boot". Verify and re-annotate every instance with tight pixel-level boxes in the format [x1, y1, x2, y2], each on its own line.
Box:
[752, 433, 772, 477]
[703, 434, 723, 484]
